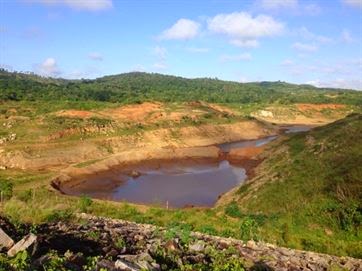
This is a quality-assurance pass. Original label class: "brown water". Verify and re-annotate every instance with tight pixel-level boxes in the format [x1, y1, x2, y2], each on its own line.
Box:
[62, 125, 313, 208]
[63, 160, 247, 208]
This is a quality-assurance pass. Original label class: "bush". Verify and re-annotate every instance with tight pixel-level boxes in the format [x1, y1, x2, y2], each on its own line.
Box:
[225, 201, 242, 218]
[0, 180, 13, 201]
[239, 218, 259, 240]
[45, 209, 73, 222]
[78, 195, 93, 213]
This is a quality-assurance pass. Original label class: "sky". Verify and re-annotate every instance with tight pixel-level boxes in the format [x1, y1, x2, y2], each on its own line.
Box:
[0, 0, 362, 90]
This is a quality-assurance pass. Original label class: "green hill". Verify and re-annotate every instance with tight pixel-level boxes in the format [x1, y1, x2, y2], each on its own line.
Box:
[225, 113, 362, 257]
[1, 69, 361, 105]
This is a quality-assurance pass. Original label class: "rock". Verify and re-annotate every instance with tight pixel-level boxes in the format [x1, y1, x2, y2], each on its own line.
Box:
[130, 170, 141, 178]
[32, 255, 52, 268]
[65, 252, 86, 267]
[259, 110, 273, 117]
[217, 240, 230, 250]
[7, 233, 37, 257]
[9, 133, 16, 141]
[246, 240, 257, 249]
[107, 248, 120, 257]
[97, 259, 116, 270]
[165, 239, 179, 251]
[189, 241, 205, 252]
[0, 228, 14, 250]
[115, 259, 141, 271]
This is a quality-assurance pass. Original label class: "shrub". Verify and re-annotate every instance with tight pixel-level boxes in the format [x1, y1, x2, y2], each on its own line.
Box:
[78, 195, 93, 213]
[198, 225, 218, 235]
[45, 209, 73, 222]
[239, 218, 259, 240]
[225, 201, 242, 218]
[0, 180, 13, 201]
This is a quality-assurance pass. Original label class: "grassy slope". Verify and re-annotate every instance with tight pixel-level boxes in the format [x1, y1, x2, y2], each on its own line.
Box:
[228, 113, 362, 257]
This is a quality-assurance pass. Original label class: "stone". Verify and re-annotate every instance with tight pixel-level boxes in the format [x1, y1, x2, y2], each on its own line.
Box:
[115, 259, 141, 271]
[165, 239, 179, 251]
[7, 233, 37, 257]
[130, 170, 141, 178]
[97, 259, 116, 270]
[246, 240, 257, 249]
[189, 241, 205, 252]
[0, 228, 14, 250]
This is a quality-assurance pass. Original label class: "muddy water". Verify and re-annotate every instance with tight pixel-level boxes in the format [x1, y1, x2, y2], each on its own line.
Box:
[62, 160, 247, 208]
[62, 125, 313, 208]
[219, 135, 277, 152]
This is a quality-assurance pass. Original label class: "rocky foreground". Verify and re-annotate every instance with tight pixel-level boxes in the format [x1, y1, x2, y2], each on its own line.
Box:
[0, 214, 361, 271]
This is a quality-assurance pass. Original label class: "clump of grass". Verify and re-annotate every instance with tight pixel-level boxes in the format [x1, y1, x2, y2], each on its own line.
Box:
[78, 195, 93, 213]
[0, 179, 13, 201]
[225, 201, 242, 218]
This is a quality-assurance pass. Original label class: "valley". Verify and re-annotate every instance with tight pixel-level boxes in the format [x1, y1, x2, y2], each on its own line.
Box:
[0, 71, 361, 270]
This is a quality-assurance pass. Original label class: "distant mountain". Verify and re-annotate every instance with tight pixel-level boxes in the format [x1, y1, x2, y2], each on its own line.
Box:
[0, 69, 361, 105]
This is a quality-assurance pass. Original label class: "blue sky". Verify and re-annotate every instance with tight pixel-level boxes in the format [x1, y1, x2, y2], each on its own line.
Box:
[0, 0, 362, 89]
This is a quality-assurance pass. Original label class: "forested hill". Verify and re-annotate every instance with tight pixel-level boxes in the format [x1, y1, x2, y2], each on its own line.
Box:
[1, 69, 361, 105]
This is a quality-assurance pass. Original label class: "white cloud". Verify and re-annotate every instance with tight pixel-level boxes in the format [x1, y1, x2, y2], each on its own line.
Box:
[186, 47, 209, 53]
[220, 53, 252, 62]
[230, 39, 259, 48]
[131, 64, 146, 72]
[281, 59, 294, 66]
[152, 46, 167, 70]
[239, 76, 250, 83]
[27, 0, 113, 11]
[342, 0, 362, 9]
[306, 78, 362, 90]
[260, 0, 298, 9]
[153, 62, 167, 70]
[292, 42, 318, 52]
[304, 3, 321, 15]
[208, 12, 284, 39]
[88, 52, 103, 61]
[152, 46, 167, 60]
[65, 66, 101, 79]
[282, 58, 361, 81]
[341, 29, 354, 43]
[258, 0, 321, 15]
[159, 19, 200, 40]
[0, 64, 13, 71]
[298, 27, 332, 44]
[36, 57, 61, 76]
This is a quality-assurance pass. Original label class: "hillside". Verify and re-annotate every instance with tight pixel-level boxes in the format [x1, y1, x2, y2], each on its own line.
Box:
[0, 70, 361, 268]
[220, 113, 362, 257]
[1, 69, 361, 105]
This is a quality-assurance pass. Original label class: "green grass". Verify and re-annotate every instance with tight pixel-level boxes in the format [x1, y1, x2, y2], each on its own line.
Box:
[233, 113, 362, 257]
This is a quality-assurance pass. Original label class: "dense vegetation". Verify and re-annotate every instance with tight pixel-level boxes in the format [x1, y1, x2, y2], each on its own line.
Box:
[1, 69, 361, 105]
